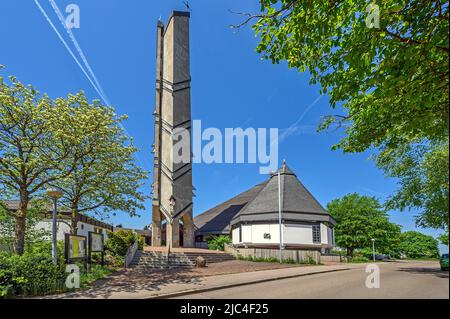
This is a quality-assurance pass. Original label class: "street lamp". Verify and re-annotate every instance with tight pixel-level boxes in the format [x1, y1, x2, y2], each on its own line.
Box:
[371, 238, 376, 262]
[277, 170, 283, 263]
[46, 187, 63, 264]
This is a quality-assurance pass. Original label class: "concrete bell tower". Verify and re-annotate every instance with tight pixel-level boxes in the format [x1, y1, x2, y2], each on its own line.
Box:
[152, 11, 194, 248]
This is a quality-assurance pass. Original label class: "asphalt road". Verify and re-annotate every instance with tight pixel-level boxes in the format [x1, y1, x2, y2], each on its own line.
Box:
[173, 261, 449, 299]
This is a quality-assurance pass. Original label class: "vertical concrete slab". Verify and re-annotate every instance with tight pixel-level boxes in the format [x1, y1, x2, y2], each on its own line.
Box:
[151, 11, 194, 248]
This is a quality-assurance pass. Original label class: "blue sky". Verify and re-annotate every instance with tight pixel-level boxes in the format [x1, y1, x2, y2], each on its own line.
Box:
[0, 0, 447, 252]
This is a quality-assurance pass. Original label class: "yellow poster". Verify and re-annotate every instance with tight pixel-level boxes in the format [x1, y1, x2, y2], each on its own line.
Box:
[69, 236, 86, 259]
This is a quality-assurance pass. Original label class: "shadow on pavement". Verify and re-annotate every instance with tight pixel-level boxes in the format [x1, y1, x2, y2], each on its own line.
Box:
[396, 267, 449, 279]
[50, 268, 203, 299]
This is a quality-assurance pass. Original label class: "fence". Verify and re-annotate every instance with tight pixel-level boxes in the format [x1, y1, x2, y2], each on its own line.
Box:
[224, 244, 321, 264]
[320, 254, 345, 263]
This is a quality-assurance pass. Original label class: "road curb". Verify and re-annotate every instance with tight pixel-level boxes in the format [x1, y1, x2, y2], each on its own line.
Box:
[149, 267, 351, 299]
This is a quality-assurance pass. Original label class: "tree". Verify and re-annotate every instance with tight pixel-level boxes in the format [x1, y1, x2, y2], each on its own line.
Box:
[238, 1, 449, 235]
[399, 231, 440, 259]
[244, 0, 448, 152]
[327, 193, 401, 256]
[437, 233, 449, 246]
[383, 140, 449, 231]
[47, 92, 147, 234]
[0, 73, 82, 254]
[0, 199, 50, 254]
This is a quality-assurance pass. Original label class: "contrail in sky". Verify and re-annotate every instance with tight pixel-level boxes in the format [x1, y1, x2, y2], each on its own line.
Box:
[276, 95, 323, 145]
[34, 0, 148, 168]
[33, 0, 107, 106]
[48, 0, 111, 106]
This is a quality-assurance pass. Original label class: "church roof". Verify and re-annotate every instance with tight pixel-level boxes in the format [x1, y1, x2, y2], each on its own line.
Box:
[194, 181, 268, 236]
[231, 162, 335, 226]
[194, 161, 335, 237]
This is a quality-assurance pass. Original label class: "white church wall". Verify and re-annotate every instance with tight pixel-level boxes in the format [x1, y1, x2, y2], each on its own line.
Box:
[76, 222, 109, 240]
[241, 225, 252, 243]
[283, 223, 314, 245]
[250, 224, 280, 244]
[320, 223, 328, 245]
[327, 226, 334, 246]
[35, 220, 71, 241]
[232, 227, 240, 244]
[232, 222, 335, 247]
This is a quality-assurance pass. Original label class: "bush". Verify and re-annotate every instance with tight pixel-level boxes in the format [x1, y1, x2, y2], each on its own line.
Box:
[0, 240, 119, 298]
[104, 230, 142, 257]
[0, 242, 66, 298]
[351, 256, 370, 263]
[206, 235, 231, 251]
[355, 248, 379, 259]
[137, 235, 144, 251]
[80, 264, 112, 288]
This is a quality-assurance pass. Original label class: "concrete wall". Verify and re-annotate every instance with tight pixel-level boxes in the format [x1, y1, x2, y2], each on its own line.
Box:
[225, 244, 321, 264]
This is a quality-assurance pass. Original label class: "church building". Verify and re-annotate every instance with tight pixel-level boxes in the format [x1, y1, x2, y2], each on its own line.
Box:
[194, 162, 336, 253]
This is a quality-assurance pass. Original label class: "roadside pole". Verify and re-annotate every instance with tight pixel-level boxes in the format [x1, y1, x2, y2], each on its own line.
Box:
[278, 171, 283, 263]
[371, 238, 376, 261]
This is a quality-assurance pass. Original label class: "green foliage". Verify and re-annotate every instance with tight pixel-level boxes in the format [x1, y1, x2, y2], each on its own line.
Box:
[104, 230, 141, 257]
[355, 248, 377, 258]
[0, 70, 147, 253]
[47, 92, 147, 233]
[383, 141, 449, 231]
[251, 1, 449, 237]
[80, 264, 112, 288]
[438, 233, 449, 246]
[206, 235, 231, 251]
[137, 235, 144, 251]
[0, 242, 66, 298]
[0, 74, 85, 254]
[0, 200, 50, 253]
[327, 193, 402, 256]
[253, 0, 448, 152]
[399, 231, 440, 259]
[351, 256, 370, 263]
[0, 240, 116, 297]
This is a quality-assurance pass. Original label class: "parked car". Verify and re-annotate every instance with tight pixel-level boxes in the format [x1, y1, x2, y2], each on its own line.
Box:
[373, 254, 390, 261]
[440, 254, 449, 271]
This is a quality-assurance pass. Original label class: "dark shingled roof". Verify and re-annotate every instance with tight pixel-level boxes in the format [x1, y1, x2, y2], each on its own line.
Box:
[194, 162, 335, 237]
[231, 162, 335, 226]
[193, 181, 268, 236]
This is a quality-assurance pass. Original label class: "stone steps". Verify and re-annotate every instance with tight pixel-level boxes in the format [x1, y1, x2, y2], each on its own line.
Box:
[130, 250, 235, 270]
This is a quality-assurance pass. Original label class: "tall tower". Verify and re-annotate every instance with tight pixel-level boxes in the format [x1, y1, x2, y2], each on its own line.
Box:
[152, 11, 194, 248]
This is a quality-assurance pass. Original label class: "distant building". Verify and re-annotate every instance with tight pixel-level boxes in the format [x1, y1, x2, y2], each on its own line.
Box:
[2, 200, 113, 241]
[194, 162, 336, 253]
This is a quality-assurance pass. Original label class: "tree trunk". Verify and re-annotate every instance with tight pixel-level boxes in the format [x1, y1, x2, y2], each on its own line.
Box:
[71, 205, 78, 235]
[347, 247, 354, 257]
[14, 192, 28, 255]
